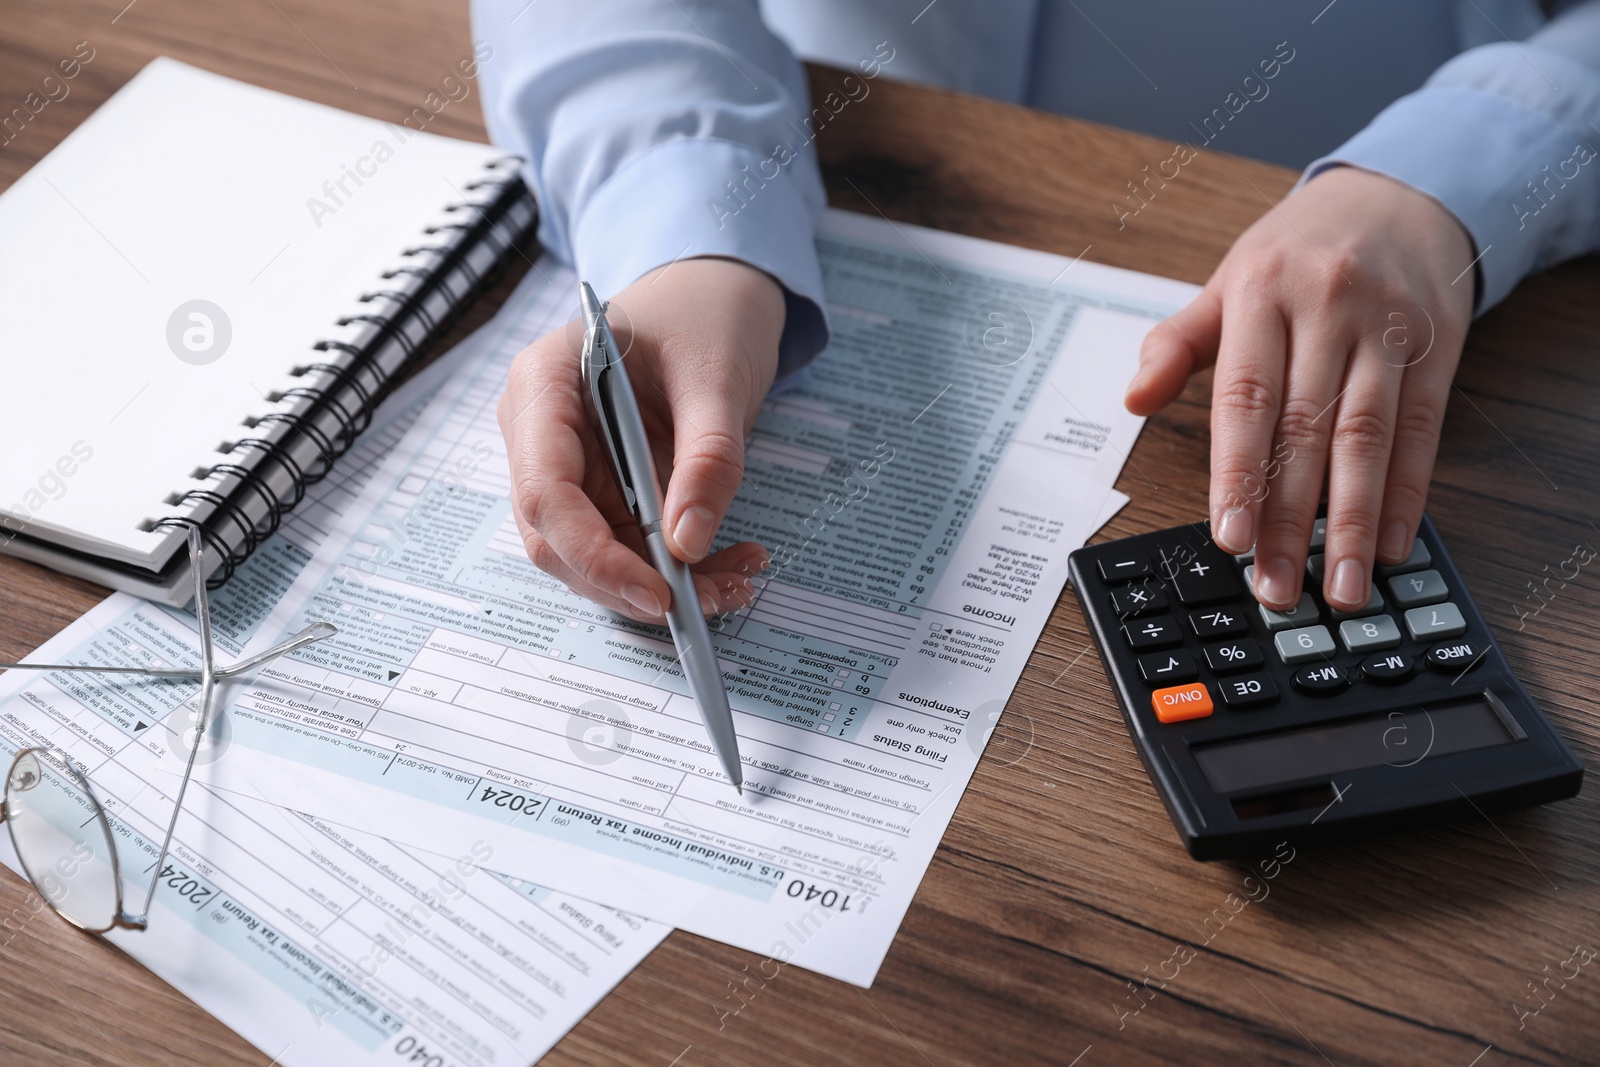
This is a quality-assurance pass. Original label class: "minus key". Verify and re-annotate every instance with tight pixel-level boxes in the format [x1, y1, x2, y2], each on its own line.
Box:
[1098, 556, 1151, 583]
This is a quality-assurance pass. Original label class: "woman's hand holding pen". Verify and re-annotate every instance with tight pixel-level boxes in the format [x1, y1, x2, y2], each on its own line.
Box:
[498, 257, 782, 623]
[1126, 166, 1476, 614]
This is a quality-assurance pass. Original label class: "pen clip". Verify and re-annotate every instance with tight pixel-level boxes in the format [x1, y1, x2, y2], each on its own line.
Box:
[579, 286, 639, 516]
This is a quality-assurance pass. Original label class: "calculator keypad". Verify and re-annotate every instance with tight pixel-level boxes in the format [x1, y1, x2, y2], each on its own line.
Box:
[1094, 518, 1484, 727]
[1070, 513, 1583, 860]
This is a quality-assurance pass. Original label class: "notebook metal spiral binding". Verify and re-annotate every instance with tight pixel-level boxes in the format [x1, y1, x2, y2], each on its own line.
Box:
[158, 158, 536, 591]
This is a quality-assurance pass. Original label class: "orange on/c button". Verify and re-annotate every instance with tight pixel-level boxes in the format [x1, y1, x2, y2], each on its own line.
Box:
[1151, 682, 1214, 723]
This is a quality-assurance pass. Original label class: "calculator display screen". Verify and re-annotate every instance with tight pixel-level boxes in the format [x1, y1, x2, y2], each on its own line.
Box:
[1193, 696, 1516, 795]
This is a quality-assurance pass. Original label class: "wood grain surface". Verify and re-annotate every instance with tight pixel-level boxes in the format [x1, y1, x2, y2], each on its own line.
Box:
[1, 3, 1597, 1065]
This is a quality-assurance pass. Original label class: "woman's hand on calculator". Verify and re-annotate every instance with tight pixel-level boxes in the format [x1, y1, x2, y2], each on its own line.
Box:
[1124, 166, 1475, 614]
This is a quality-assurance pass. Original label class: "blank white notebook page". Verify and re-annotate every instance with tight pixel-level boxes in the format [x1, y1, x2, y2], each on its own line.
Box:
[0, 57, 501, 566]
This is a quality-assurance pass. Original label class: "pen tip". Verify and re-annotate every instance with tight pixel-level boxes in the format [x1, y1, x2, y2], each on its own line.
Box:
[579, 280, 600, 315]
[735, 782, 743, 796]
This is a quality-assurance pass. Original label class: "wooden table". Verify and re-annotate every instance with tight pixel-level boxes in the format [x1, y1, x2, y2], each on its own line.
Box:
[3, 2, 1598, 1065]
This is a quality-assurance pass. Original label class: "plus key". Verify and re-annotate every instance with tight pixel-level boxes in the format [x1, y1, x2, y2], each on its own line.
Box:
[1162, 543, 1242, 606]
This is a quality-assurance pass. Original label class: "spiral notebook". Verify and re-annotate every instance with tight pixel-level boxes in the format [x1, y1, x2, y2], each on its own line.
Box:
[0, 57, 536, 605]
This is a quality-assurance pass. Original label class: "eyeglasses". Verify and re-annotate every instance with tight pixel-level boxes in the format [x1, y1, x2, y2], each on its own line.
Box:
[0, 526, 336, 933]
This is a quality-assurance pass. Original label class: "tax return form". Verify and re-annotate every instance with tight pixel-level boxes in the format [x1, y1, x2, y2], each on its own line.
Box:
[180, 209, 1196, 986]
[0, 348, 668, 1067]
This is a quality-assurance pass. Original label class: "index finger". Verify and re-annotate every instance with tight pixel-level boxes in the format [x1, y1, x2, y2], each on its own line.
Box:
[1209, 288, 1288, 568]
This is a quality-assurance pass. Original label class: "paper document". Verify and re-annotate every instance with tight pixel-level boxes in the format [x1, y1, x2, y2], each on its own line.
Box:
[0, 351, 668, 1067]
[194, 210, 1193, 984]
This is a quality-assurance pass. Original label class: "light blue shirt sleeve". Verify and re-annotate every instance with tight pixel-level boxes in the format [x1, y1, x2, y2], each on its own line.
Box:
[1302, 0, 1600, 314]
[470, 0, 830, 379]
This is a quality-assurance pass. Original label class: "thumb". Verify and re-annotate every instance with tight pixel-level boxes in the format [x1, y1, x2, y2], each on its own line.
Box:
[1125, 275, 1224, 416]
[662, 386, 750, 563]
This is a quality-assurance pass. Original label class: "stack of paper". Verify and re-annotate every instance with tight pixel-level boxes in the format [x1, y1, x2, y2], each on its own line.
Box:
[0, 210, 1195, 1061]
[0, 352, 670, 1067]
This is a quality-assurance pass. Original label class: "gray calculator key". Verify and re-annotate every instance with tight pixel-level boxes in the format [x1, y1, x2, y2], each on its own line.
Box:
[1404, 602, 1466, 641]
[1329, 584, 1384, 621]
[1258, 593, 1319, 632]
[1275, 624, 1335, 664]
[1387, 568, 1448, 608]
[1310, 516, 1327, 550]
[1376, 538, 1432, 577]
[1306, 554, 1325, 583]
[1339, 614, 1402, 652]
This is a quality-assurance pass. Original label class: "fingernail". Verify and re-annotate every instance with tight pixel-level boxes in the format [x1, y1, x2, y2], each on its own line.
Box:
[1379, 520, 1409, 562]
[672, 505, 716, 561]
[1255, 557, 1296, 607]
[1330, 557, 1365, 608]
[699, 591, 717, 615]
[621, 584, 662, 617]
[1216, 507, 1254, 554]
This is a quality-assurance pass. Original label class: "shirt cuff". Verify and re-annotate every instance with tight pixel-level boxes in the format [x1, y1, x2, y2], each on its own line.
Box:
[569, 136, 830, 381]
[1301, 50, 1600, 314]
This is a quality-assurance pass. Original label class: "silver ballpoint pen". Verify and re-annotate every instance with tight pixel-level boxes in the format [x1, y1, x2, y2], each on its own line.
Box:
[579, 281, 744, 794]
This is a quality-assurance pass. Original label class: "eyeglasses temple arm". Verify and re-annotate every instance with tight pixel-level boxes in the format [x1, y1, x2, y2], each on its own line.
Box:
[212, 622, 339, 678]
[0, 622, 338, 680]
[131, 528, 217, 927]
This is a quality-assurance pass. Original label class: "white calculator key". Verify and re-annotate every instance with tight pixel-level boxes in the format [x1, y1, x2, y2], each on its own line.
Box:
[1258, 593, 1319, 632]
[1376, 538, 1432, 577]
[1404, 602, 1466, 641]
[1387, 569, 1448, 608]
[1328, 583, 1384, 621]
[1275, 625, 1335, 664]
[1339, 615, 1401, 652]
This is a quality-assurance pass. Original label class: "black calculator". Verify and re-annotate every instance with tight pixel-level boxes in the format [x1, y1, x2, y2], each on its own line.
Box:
[1068, 514, 1582, 859]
